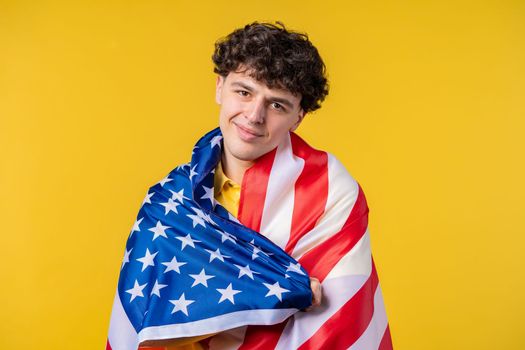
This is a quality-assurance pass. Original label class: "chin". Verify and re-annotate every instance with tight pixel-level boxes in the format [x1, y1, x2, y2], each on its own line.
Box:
[226, 141, 257, 158]
[230, 151, 262, 162]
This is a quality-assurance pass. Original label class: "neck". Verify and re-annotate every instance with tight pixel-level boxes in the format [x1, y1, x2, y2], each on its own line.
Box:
[221, 151, 254, 185]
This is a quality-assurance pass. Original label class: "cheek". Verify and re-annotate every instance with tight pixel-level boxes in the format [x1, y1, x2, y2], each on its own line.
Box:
[220, 106, 237, 125]
[223, 95, 243, 111]
[219, 102, 236, 123]
[268, 119, 294, 136]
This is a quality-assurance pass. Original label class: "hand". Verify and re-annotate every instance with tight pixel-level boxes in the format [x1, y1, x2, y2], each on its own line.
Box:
[304, 277, 322, 311]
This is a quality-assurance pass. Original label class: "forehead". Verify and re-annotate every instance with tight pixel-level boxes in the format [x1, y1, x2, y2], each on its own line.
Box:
[225, 69, 300, 100]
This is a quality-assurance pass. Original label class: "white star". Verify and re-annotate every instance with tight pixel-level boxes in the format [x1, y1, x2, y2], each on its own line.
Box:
[126, 280, 147, 302]
[169, 293, 195, 316]
[189, 268, 215, 287]
[142, 192, 155, 205]
[150, 280, 168, 297]
[205, 248, 229, 263]
[189, 165, 198, 181]
[234, 264, 260, 280]
[192, 207, 215, 225]
[205, 214, 215, 224]
[251, 246, 261, 260]
[121, 247, 132, 269]
[286, 262, 306, 275]
[228, 212, 240, 223]
[176, 163, 189, 171]
[158, 175, 173, 187]
[263, 281, 290, 302]
[148, 221, 171, 241]
[192, 207, 205, 218]
[187, 213, 206, 228]
[218, 230, 237, 244]
[176, 234, 200, 250]
[136, 248, 158, 272]
[210, 135, 223, 148]
[170, 189, 189, 203]
[216, 283, 241, 304]
[200, 186, 214, 204]
[130, 217, 143, 236]
[162, 256, 187, 273]
[160, 198, 180, 215]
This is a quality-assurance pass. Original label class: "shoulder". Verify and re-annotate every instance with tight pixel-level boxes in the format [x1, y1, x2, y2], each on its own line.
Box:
[323, 153, 370, 217]
[148, 163, 191, 190]
[290, 132, 361, 195]
[140, 163, 193, 207]
[325, 153, 360, 194]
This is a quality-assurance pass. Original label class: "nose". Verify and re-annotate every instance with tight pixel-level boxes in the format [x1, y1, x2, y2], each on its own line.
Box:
[245, 98, 265, 124]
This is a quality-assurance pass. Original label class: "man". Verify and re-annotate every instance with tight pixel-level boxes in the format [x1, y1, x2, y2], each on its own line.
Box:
[107, 22, 392, 350]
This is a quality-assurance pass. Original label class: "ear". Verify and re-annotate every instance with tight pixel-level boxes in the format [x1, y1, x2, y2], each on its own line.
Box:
[215, 75, 224, 105]
[290, 108, 306, 132]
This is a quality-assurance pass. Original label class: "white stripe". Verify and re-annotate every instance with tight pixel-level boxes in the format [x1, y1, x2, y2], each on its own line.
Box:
[275, 272, 371, 350]
[325, 228, 372, 280]
[138, 308, 298, 343]
[291, 154, 358, 259]
[259, 133, 304, 249]
[348, 284, 388, 350]
[107, 292, 139, 350]
[275, 231, 372, 349]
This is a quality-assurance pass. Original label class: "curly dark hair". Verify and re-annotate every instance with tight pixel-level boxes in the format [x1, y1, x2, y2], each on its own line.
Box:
[212, 21, 329, 113]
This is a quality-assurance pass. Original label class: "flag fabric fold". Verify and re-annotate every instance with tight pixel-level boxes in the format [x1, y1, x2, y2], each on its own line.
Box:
[107, 127, 392, 350]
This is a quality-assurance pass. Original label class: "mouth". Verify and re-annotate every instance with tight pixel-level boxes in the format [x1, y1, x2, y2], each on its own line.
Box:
[234, 122, 263, 141]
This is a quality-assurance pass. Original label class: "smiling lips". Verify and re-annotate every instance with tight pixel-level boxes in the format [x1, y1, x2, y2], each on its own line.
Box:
[234, 122, 263, 141]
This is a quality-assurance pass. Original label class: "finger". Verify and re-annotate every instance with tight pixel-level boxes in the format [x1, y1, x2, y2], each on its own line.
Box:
[313, 284, 322, 306]
[310, 278, 322, 306]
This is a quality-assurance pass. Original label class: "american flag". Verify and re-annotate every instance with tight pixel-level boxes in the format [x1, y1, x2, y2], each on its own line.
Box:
[107, 127, 393, 350]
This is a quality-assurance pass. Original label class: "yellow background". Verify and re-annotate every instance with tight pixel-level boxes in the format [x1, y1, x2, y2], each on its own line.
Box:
[1, 1, 524, 349]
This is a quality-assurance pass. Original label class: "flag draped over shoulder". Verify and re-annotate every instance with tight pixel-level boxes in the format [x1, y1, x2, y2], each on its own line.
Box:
[107, 127, 393, 350]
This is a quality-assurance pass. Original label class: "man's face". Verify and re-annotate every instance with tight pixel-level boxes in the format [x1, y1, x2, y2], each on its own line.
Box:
[215, 69, 305, 165]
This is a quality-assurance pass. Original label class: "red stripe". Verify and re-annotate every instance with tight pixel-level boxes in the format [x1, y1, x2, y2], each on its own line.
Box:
[284, 133, 329, 255]
[237, 134, 329, 350]
[297, 260, 379, 350]
[379, 324, 394, 350]
[238, 180, 369, 349]
[106, 340, 112, 350]
[299, 184, 368, 282]
[237, 141, 381, 349]
[236, 146, 284, 350]
[237, 148, 277, 232]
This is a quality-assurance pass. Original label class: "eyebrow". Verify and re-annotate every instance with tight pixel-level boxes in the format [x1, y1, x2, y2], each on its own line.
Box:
[230, 81, 295, 110]
[231, 81, 254, 92]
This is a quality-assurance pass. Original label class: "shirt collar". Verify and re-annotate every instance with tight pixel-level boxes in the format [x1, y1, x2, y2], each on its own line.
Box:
[214, 161, 240, 196]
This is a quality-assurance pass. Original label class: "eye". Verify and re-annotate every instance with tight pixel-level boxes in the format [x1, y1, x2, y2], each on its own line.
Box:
[237, 90, 249, 97]
[271, 102, 285, 111]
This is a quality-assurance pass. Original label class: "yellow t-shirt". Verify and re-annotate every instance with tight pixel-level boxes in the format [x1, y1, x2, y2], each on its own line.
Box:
[213, 160, 241, 217]
[139, 161, 240, 350]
